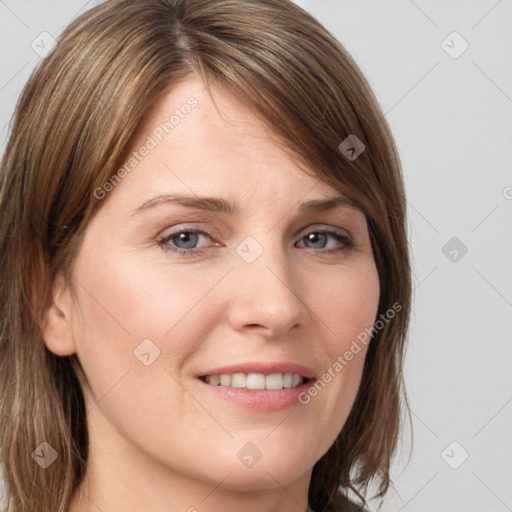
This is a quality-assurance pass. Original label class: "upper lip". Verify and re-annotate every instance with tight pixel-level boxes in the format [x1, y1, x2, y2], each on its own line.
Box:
[197, 362, 316, 380]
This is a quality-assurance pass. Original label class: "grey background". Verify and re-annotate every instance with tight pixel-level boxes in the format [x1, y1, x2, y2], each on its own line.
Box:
[1, 1, 511, 511]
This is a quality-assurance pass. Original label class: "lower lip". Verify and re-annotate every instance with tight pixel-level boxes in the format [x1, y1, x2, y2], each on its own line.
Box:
[196, 378, 313, 411]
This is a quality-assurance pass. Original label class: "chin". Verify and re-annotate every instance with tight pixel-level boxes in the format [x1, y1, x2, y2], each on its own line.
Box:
[190, 439, 319, 491]
[208, 459, 312, 492]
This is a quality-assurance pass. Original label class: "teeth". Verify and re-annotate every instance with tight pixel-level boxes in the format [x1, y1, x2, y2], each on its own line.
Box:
[246, 373, 265, 389]
[208, 374, 220, 386]
[231, 373, 246, 388]
[266, 373, 283, 390]
[203, 372, 305, 390]
[219, 374, 231, 386]
[283, 373, 293, 388]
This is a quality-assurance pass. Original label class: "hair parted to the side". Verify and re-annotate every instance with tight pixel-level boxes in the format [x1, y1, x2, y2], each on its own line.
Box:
[0, 1, 411, 511]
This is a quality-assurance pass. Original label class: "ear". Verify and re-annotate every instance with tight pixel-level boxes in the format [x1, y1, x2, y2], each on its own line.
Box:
[42, 272, 78, 356]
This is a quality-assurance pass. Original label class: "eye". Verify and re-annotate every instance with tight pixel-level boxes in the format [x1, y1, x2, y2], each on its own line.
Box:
[158, 228, 217, 257]
[296, 229, 354, 252]
[157, 226, 354, 258]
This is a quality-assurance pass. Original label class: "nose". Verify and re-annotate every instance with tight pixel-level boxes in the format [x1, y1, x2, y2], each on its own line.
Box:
[227, 244, 310, 338]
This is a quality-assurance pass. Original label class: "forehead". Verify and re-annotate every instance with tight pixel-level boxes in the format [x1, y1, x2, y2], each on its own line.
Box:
[99, 73, 350, 216]
[135, 74, 271, 149]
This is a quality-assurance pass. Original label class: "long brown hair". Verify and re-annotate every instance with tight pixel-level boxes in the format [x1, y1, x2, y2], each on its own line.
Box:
[0, 1, 411, 510]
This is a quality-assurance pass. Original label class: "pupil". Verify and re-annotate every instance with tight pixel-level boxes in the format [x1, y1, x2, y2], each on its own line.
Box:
[308, 232, 326, 248]
[176, 232, 198, 248]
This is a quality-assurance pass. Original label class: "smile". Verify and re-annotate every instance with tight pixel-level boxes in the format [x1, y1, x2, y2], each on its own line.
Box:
[200, 372, 306, 390]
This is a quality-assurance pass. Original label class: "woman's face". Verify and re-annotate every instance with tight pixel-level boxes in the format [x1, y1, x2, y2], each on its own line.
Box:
[51, 74, 380, 498]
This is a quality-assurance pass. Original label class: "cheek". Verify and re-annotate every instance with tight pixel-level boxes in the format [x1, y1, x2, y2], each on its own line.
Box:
[79, 247, 229, 335]
[314, 257, 380, 349]
[302, 257, 379, 426]
[69, 246, 229, 396]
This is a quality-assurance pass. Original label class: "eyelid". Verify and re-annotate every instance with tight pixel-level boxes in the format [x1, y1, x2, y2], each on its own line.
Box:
[298, 223, 352, 237]
[159, 223, 218, 240]
[158, 227, 217, 245]
[158, 223, 352, 242]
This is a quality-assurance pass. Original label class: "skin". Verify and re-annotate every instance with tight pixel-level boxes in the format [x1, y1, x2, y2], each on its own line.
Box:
[43, 73, 380, 512]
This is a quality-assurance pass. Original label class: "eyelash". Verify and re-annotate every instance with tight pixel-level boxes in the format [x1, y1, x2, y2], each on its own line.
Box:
[157, 227, 355, 258]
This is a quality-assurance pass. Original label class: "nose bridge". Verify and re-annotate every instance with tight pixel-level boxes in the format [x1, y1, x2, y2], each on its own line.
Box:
[227, 232, 309, 336]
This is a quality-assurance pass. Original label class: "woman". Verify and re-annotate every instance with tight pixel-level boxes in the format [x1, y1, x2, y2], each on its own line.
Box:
[0, 1, 411, 511]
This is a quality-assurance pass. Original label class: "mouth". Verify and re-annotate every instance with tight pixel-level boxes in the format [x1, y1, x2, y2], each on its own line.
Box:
[199, 372, 312, 390]
[195, 362, 316, 410]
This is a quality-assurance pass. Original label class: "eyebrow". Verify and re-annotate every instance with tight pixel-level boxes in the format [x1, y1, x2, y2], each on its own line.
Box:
[129, 193, 355, 217]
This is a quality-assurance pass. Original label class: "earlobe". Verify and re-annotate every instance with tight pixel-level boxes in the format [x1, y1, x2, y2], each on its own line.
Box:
[42, 273, 77, 356]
